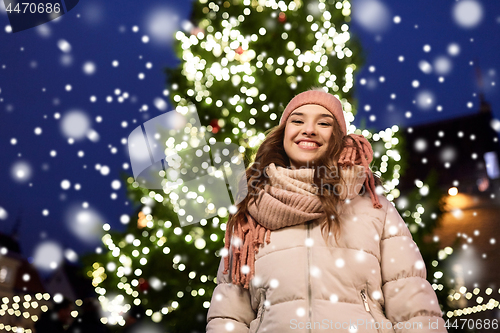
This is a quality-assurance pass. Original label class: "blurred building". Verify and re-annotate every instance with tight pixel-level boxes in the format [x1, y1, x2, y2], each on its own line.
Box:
[1, 213, 102, 333]
[399, 96, 500, 194]
[398, 96, 500, 327]
[0, 230, 50, 333]
[44, 259, 96, 303]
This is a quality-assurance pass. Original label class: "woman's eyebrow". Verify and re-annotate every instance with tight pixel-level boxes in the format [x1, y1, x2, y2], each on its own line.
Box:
[290, 112, 334, 119]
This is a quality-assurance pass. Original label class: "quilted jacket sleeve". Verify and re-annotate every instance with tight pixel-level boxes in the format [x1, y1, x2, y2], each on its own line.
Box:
[380, 201, 448, 333]
[206, 256, 256, 333]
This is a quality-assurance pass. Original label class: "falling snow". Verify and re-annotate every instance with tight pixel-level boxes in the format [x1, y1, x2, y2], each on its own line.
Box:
[0, 2, 499, 330]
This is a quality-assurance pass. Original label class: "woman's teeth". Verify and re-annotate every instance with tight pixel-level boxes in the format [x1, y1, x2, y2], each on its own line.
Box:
[298, 141, 319, 148]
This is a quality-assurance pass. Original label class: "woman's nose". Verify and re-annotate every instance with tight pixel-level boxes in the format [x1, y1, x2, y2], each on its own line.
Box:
[302, 122, 317, 136]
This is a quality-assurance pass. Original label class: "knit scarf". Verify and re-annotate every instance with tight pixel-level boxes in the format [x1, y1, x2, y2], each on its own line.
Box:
[223, 134, 383, 289]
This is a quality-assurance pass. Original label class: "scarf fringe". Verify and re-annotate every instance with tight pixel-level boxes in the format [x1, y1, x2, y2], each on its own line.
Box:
[223, 213, 271, 289]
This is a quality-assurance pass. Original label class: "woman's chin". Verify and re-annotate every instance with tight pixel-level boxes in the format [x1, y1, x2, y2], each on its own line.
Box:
[292, 159, 319, 168]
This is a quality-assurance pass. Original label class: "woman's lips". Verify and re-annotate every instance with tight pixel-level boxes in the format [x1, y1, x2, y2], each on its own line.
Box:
[296, 141, 320, 149]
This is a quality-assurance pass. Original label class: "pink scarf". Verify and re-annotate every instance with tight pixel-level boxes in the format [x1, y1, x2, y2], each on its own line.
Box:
[223, 134, 382, 289]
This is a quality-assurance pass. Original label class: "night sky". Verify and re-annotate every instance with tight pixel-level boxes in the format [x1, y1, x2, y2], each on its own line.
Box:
[0, 0, 499, 269]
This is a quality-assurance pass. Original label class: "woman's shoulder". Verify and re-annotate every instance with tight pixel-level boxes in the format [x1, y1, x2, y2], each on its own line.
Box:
[341, 192, 390, 220]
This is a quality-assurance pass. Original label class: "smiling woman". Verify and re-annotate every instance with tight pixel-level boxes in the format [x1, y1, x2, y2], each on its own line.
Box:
[206, 89, 448, 332]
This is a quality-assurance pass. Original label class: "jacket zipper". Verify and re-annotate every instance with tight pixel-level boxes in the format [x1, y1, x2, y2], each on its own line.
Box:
[306, 221, 312, 333]
[361, 287, 381, 332]
[360, 289, 370, 312]
[254, 288, 266, 332]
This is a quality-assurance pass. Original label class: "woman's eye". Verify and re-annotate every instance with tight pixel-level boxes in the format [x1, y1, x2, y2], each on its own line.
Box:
[291, 120, 331, 126]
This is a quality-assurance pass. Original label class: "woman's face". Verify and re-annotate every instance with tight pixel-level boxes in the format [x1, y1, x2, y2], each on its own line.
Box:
[283, 104, 335, 169]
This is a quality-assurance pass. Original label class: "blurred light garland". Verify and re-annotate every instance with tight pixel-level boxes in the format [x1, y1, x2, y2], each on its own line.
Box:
[0, 293, 77, 332]
[444, 285, 500, 318]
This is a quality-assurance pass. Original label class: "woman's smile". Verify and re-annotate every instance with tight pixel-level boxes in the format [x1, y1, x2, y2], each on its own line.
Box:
[296, 139, 321, 149]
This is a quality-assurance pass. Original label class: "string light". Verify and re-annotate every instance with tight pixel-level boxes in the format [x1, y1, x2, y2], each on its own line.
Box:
[0, 294, 73, 332]
[443, 286, 500, 318]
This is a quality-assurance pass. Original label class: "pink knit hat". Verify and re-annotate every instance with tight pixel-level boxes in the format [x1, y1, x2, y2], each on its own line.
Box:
[280, 89, 382, 209]
[280, 90, 347, 135]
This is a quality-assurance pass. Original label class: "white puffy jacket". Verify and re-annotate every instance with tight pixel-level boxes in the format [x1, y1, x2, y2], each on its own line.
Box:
[206, 174, 447, 333]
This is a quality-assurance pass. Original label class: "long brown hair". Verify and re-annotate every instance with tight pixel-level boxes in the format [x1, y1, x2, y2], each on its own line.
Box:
[227, 115, 382, 246]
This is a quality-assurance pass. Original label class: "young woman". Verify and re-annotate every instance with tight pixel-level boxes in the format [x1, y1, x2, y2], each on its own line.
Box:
[206, 89, 447, 333]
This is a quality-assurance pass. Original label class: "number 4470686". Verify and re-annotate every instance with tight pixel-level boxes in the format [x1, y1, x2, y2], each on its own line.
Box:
[5, 2, 61, 14]
[445, 318, 498, 330]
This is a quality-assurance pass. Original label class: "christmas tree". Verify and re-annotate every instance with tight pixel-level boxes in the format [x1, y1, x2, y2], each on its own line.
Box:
[83, 1, 450, 332]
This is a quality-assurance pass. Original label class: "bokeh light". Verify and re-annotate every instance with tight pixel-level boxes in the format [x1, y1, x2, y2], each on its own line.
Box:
[144, 6, 181, 47]
[0, 206, 8, 220]
[60, 109, 91, 140]
[33, 241, 63, 271]
[80, 1, 105, 26]
[57, 39, 72, 53]
[415, 90, 436, 110]
[65, 205, 106, 244]
[10, 160, 33, 183]
[434, 56, 452, 75]
[352, 0, 391, 33]
[35, 24, 51, 38]
[83, 61, 97, 75]
[418, 60, 432, 74]
[447, 43, 460, 56]
[452, 0, 483, 29]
